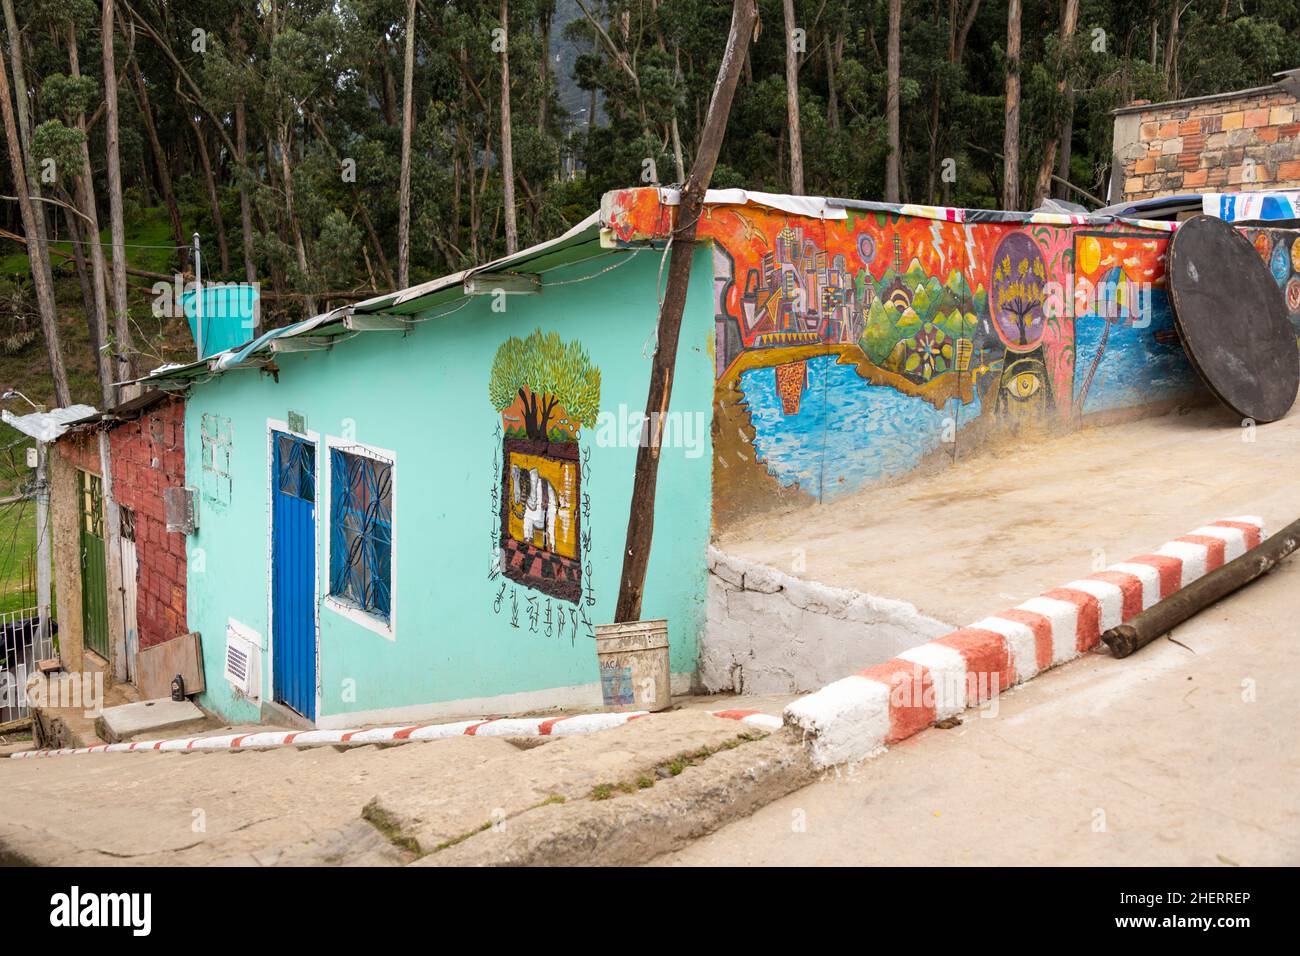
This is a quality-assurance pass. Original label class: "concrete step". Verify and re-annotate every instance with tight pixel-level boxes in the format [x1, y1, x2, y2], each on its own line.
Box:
[30, 672, 144, 749]
[95, 698, 210, 744]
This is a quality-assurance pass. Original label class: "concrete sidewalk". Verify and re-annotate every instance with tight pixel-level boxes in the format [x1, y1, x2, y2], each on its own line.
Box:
[718, 402, 1300, 628]
[0, 706, 794, 865]
[655, 552, 1300, 866]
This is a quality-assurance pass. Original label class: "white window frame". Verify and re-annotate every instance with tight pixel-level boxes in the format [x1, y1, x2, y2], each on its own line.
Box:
[323, 435, 398, 641]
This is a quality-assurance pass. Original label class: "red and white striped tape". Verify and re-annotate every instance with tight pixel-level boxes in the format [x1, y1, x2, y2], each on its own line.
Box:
[8, 708, 783, 760]
[785, 516, 1265, 767]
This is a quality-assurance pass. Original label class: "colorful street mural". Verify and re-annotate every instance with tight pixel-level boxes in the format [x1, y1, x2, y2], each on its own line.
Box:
[1071, 232, 1192, 416]
[694, 201, 1187, 508]
[488, 329, 600, 603]
[1240, 225, 1300, 338]
[602, 189, 1296, 527]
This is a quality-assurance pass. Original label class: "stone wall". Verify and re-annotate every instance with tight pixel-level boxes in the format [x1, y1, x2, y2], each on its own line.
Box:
[701, 547, 952, 695]
[1113, 83, 1300, 202]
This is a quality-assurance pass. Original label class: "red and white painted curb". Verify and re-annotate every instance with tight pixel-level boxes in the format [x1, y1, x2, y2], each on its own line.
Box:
[784, 516, 1266, 767]
[8, 708, 782, 760]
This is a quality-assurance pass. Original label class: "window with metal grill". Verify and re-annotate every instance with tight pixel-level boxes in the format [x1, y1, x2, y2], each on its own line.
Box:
[328, 447, 392, 620]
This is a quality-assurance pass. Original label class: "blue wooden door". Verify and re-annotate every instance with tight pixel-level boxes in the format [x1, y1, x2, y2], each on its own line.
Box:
[272, 432, 317, 720]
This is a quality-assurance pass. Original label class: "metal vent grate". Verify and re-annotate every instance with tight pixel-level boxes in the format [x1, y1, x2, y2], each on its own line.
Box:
[225, 641, 247, 683]
[222, 622, 259, 698]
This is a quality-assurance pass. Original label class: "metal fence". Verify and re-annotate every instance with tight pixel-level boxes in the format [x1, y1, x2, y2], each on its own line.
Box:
[0, 606, 53, 724]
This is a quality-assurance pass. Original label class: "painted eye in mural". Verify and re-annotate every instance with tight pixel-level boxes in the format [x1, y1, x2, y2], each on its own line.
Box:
[858, 233, 876, 267]
[1003, 369, 1043, 401]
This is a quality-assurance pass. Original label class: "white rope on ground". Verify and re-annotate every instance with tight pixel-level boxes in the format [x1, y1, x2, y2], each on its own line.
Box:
[8, 708, 783, 759]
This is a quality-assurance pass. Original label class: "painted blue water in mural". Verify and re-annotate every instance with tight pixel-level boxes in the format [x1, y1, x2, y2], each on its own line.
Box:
[1073, 290, 1194, 415]
[740, 354, 980, 501]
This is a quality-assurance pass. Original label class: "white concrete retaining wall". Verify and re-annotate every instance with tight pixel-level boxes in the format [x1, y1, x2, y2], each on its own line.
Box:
[701, 547, 954, 695]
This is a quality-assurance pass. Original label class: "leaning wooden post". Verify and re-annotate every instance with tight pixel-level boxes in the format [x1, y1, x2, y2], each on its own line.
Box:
[613, 0, 757, 623]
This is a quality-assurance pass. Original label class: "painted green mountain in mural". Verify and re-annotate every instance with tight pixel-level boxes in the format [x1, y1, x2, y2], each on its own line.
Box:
[859, 262, 986, 382]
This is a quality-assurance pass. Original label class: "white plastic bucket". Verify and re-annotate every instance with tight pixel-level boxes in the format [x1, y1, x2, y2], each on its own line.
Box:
[594, 620, 671, 713]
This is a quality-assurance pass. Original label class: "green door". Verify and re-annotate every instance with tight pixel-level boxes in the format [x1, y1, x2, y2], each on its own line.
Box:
[79, 470, 109, 660]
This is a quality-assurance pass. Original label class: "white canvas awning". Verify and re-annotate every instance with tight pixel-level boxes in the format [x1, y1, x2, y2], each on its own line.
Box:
[2, 405, 98, 443]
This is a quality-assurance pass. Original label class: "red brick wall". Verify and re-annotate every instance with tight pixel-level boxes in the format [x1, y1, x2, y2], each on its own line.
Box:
[1117, 87, 1300, 201]
[108, 397, 188, 650]
[56, 431, 101, 475]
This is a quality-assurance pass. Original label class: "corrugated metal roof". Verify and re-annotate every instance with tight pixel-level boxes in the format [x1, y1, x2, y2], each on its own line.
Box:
[143, 182, 1284, 392]
[136, 212, 606, 388]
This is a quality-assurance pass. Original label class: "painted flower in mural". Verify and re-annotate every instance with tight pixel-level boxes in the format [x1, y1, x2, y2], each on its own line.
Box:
[902, 322, 953, 381]
[489, 329, 601, 442]
[990, 232, 1048, 353]
[1254, 232, 1273, 261]
[1286, 277, 1300, 315]
[1270, 240, 1291, 286]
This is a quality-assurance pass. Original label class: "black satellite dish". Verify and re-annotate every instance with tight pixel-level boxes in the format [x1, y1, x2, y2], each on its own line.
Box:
[1167, 214, 1299, 423]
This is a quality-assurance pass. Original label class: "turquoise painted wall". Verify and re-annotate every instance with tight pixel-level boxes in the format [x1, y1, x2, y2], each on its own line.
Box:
[184, 247, 715, 723]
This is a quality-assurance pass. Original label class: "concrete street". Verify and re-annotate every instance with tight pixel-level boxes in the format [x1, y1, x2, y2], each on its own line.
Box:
[720, 400, 1300, 627]
[656, 553, 1300, 866]
[3, 405, 1297, 867]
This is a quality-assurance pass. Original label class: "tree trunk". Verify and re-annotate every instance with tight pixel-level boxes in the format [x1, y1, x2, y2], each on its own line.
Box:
[1032, 0, 1078, 207]
[783, 0, 804, 194]
[68, 26, 115, 405]
[0, 42, 71, 406]
[397, 0, 416, 286]
[233, 11, 257, 288]
[64, 204, 102, 351]
[1163, 2, 1181, 97]
[3, 0, 52, 271]
[1054, 88, 1075, 200]
[357, 202, 396, 288]
[128, 58, 186, 271]
[277, 121, 317, 316]
[614, 0, 758, 623]
[885, 0, 902, 202]
[825, 31, 839, 132]
[499, 0, 518, 255]
[943, 0, 982, 206]
[538, 6, 551, 131]
[186, 112, 230, 274]
[104, 0, 137, 392]
[1003, 0, 1022, 210]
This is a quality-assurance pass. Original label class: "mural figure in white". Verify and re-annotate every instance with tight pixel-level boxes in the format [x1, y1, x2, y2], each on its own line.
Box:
[511, 465, 566, 552]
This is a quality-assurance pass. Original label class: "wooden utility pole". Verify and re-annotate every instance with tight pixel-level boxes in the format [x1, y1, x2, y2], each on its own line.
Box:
[397, 0, 416, 286]
[885, 0, 901, 202]
[783, 0, 803, 194]
[1003, 0, 1022, 209]
[613, 0, 758, 623]
[500, 0, 518, 255]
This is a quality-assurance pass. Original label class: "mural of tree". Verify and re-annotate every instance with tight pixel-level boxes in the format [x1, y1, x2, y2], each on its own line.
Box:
[991, 232, 1048, 351]
[489, 329, 601, 441]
